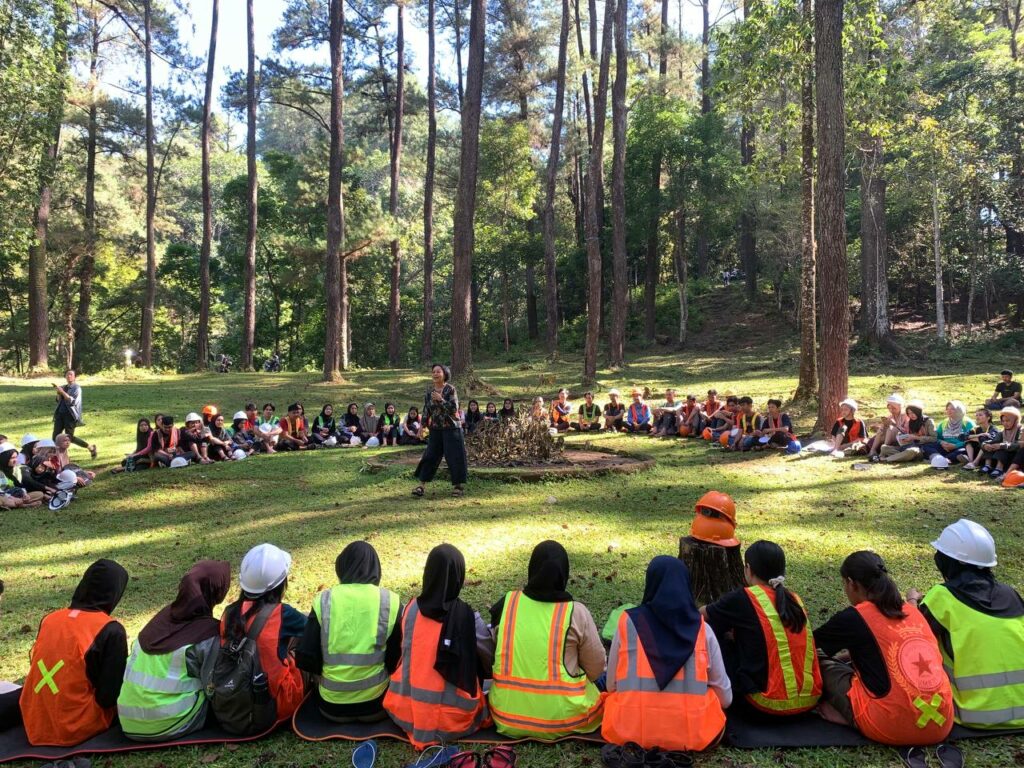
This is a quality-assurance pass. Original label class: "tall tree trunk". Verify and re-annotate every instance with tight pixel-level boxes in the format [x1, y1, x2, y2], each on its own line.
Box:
[814, 0, 849, 432]
[794, 0, 817, 401]
[240, 0, 258, 370]
[422, 0, 437, 363]
[542, 0, 570, 357]
[859, 133, 890, 346]
[583, 0, 614, 383]
[525, 265, 539, 339]
[932, 175, 946, 340]
[673, 205, 689, 344]
[387, 2, 406, 366]
[139, 0, 157, 367]
[694, 0, 711, 278]
[643, 0, 669, 343]
[450, 0, 486, 380]
[608, 0, 628, 368]
[197, 0, 219, 371]
[323, 0, 345, 380]
[573, 0, 593, 147]
[73, 13, 100, 370]
[453, 0, 465, 110]
[341, 255, 350, 368]
[738, 0, 757, 300]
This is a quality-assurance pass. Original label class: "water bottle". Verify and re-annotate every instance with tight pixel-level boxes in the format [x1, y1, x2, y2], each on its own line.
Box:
[252, 671, 269, 705]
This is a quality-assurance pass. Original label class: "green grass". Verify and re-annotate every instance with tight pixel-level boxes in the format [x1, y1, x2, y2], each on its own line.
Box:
[1, 346, 1022, 768]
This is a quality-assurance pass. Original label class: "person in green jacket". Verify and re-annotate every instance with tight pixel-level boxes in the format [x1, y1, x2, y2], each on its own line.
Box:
[118, 560, 231, 741]
[907, 519, 1024, 729]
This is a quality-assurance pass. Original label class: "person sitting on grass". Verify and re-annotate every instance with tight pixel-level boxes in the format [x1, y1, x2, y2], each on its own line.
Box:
[342, 403, 364, 445]
[651, 389, 682, 437]
[574, 392, 603, 432]
[400, 406, 425, 445]
[678, 393, 703, 436]
[464, 399, 484, 434]
[814, 551, 953, 747]
[360, 404, 382, 447]
[383, 544, 492, 749]
[708, 396, 739, 441]
[907, 519, 1024, 730]
[864, 394, 907, 460]
[277, 403, 310, 452]
[310, 404, 337, 447]
[178, 413, 212, 465]
[377, 402, 401, 446]
[731, 397, 760, 451]
[961, 408, 999, 469]
[484, 402, 499, 422]
[704, 389, 722, 422]
[54, 434, 95, 484]
[488, 540, 605, 739]
[125, 417, 155, 469]
[222, 544, 307, 726]
[20, 559, 129, 747]
[625, 388, 653, 434]
[9, 440, 53, 498]
[978, 406, 1022, 481]
[531, 396, 547, 422]
[985, 369, 1022, 411]
[758, 399, 794, 449]
[151, 416, 179, 467]
[19, 435, 37, 466]
[920, 400, 973, 464]
[204, 412, 235, 461]
[550, 388, 573, 433]
[879, 400, 935, 464]
[296, 541, 403, 724]
[0, 443, 45, 507]
[230, 412, 258, 456]
[703, 540, 821, 719]
[604, 389, 626, 431]
[825, 399, 867, 458]
[602, 556, 730, 753]
[499, 398, 517, 420]
[117, 560, 230, 741]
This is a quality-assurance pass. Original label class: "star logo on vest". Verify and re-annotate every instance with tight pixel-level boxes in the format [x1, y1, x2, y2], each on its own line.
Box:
[898, 638, 942, 691]
[911, 653, 932, 676]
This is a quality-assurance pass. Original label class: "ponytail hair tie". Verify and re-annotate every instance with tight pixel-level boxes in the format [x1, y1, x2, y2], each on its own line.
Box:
[768, 576, 786, 588]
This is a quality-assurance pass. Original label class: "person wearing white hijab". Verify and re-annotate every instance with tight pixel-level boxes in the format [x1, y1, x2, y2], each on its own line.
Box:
[920, 401, 974, 464]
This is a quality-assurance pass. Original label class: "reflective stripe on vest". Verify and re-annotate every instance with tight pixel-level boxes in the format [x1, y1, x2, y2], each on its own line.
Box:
[315, 584, 397, 703]
[489, 591, 603, 737]
[922, 584, 1024, 728]
[617, 619, 709, 696]
[117, 643, 204, 738]
[745, 586, 820, 713]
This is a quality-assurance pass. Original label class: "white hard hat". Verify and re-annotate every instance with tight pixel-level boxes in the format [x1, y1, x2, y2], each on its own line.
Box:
[930, 454, 950, 469]
[240, 543, 292, 595]
[36, 438, 56, 449]
[20, 434, 38, 448]
[931, 518, 997, 568]
[185, 412, 201, 423]
[233, 411, 248, 421]
[324, 436, 337, 447]
[0, 442, 15, 453]
[49, 490, 74, 511]
[365, 436, 380, 448]
[57, 469, 77, 486]
[1002, 406, 1021, 421]
[839, 398, 858, 411]
[170, 456, 189, 468]
[232, 449, 247, 460]
[886, 393, 905, 405]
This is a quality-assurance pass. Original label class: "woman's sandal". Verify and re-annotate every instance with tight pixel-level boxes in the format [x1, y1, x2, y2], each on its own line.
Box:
[935, 743, 964, 768]
[411, 485, 425, 497]
[897, 746, 928, 768]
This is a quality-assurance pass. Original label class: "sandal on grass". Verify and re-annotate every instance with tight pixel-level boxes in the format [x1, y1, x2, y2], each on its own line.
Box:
[897, 746, 928, 768]
[482, 746, 516, 768]
[412, 485, 425, 497]
[936, 743, 964, 768]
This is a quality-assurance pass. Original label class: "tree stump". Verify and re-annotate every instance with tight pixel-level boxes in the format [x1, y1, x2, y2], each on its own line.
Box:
[678, 536, 745, 605]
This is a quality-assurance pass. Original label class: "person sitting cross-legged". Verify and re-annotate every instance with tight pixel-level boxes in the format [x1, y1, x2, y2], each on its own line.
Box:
[574, 392, 603, 432]
[603, 390, 626, 432]
[625, 388, 653, 434]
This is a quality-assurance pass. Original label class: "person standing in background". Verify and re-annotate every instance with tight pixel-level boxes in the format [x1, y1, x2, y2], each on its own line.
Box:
[52, 369, 97, 460]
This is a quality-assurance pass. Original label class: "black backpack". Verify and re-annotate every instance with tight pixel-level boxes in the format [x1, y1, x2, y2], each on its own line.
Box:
[204, 602, 279, 735]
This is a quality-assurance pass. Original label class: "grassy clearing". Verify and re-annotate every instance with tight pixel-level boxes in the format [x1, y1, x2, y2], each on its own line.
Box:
[1, 343, 1022, 767]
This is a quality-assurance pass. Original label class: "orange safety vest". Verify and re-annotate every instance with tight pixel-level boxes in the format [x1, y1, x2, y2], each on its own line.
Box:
[220, 601, 305, 722]
[735, 412, 759, 435]
[602, 612, 725, 752]
[834, 418, 864, 442]
[704, 399, 720, 416]
[848, 602, 954, 746]
[743, 586, 821, 714]
[761, 413, 794, 440]
[549, 403, 570, 424]
[384, 600, 490, 749]
[20, 608, 117, 746]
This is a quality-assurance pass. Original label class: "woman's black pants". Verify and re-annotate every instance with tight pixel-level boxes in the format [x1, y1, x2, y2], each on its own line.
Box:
[415, 428, 468, 485]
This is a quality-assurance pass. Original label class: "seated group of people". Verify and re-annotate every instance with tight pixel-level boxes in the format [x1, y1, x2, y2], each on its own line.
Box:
[0, 434, 95, 508]
[5, 503, 1022, 756]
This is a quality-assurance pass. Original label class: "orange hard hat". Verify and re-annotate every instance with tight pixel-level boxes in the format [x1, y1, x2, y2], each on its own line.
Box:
[719, 432, 730, 446]
[695, 490, 737, 525]
[202, 405, 219, 417]
[1003, 470, 1024, 488]
[702, 427, 713, 440]
[691, 511, 739, 547]
[679, 426, 692, 437]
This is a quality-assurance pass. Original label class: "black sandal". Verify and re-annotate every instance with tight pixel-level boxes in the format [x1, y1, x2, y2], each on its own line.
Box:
[412, 485, 425, 497]
[898, 746, 928, 768]
[936, 743, 964, 768]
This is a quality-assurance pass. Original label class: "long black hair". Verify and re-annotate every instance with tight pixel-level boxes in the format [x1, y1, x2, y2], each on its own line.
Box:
[226, 580, 287, 642]
[840, 550, 906, 619]
[745, 540, 807, 633]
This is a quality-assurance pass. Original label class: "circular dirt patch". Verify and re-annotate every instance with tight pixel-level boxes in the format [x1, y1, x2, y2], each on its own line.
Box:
[365, 447, 654, 482]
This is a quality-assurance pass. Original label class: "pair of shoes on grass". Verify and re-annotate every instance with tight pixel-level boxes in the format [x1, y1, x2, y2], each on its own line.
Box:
[601, 743, 692, 768]
[898, 743, 963, 768]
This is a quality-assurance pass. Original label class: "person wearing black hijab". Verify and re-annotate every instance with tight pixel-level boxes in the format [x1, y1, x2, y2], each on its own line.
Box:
[912, 520, 1024, 729]
[602, 556, 731, 752]
[383, 544, 492, 749]
[118, 560, 230, 740]
[20, 559, 130, 746]
[296, 541, 404, 723]
[488, 541, 606, 739]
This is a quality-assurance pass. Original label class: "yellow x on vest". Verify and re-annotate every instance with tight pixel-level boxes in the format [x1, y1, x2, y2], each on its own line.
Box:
[34, 659, 65, 695]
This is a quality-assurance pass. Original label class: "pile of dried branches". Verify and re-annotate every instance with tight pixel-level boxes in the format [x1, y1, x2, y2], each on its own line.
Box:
[465, 412, 566, 466]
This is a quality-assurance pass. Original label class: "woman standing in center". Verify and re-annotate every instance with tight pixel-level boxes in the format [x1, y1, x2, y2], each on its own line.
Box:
[412, 364, 468, 497]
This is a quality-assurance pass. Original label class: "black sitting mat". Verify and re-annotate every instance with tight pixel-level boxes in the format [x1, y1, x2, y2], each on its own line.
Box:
[0, 720, 282, 764]
[725, 708, 1024, 749]
[291, 696, 605, 745]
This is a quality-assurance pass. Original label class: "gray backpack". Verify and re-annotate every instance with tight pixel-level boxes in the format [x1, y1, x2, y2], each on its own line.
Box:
[205, 602, 279, 735]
